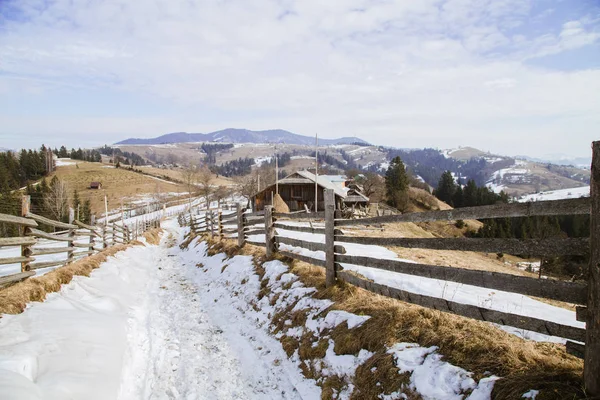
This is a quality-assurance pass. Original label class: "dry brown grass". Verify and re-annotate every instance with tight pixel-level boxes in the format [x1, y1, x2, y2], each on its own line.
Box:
[193, 236, 587, 399]
[0, 244, 130, 314]
[53, 161, 188, 215]
[142, 228, 163, 245]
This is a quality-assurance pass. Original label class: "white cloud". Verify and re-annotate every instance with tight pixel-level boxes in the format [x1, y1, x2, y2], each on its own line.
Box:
[0, 0, 599, 157]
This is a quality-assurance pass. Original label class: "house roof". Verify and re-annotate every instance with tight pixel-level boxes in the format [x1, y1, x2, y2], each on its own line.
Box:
[292, 171, 348, 198]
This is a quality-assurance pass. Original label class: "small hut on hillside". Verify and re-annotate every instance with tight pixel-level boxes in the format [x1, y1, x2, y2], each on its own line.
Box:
[90, 182, 103, 189]
[252, 170, 369, 211]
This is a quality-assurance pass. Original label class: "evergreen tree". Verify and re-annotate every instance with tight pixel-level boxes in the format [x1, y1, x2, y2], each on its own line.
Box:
[385, 156, 410, 211]
[434, 171, 456, 206]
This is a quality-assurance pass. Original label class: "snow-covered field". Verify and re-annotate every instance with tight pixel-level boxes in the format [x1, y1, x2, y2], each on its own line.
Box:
[517, 186, 590, 202]
[0, 218, 501, 399]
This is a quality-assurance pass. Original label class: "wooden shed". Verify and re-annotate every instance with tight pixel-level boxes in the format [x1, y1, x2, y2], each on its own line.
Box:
[90, 182, 103, 189]
[252, 170, 368, 212]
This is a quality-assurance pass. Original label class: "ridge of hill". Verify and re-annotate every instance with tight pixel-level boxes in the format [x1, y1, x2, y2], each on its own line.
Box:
[116, 128, 370, 146]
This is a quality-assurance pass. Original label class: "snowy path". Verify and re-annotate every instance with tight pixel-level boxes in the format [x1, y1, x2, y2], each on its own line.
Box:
[0, 220, 317, 400]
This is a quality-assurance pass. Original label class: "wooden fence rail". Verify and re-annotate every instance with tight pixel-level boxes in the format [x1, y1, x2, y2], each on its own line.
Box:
[0, 196, 163, 289]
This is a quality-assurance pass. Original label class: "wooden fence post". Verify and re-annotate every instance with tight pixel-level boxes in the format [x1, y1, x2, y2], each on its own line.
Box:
[265, 205, 276, 258]
[205, 212, 209, 235]
[218, 210, 223, 239]
[112, 222, 117, 246]
[209, 211, 215, 238]
[102, 226, 107, 249]
[585, 141, 600, 396]
[237, 204, 245, 247]
[20, 195, 32, 272]
[67, 207, 75, 263]
[324, 189, 336, 287]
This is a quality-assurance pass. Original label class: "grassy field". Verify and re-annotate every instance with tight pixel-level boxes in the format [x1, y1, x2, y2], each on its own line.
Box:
[52, 161, 188, 215]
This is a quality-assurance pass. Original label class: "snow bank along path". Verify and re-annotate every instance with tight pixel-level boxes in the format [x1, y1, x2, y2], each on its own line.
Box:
[1, 216, 503, 399]
[0, 219, 317, 400]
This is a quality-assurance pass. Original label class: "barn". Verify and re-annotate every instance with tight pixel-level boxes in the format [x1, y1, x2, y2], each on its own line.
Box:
[89, 182, 103, 189]
[252, 170, 369, 212]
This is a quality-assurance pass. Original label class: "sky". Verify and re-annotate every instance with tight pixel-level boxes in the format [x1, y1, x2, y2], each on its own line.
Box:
[0, 0, 599, 158]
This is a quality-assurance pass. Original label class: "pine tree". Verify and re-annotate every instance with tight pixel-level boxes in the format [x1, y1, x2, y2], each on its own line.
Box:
[434, 171, 456, 206]
[385, 156, 410, 211]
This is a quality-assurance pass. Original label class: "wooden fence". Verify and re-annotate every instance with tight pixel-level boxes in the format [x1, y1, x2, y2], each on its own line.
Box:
[179, 142, 600, 395]
[0, 195, 162, 289]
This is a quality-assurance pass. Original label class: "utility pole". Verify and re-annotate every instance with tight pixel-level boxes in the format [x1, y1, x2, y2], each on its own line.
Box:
[315, 133, 318, 212]
[275, 145, 279, 195]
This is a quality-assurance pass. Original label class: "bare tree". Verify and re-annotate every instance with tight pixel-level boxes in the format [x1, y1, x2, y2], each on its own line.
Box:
[181, 162, 199, 207]
[214, 185, 232, 209]
[234, 174, 259, 207]
[360, 172, 385, 203]
[198, 165, 215, 209]
[44, 176, 70, 222]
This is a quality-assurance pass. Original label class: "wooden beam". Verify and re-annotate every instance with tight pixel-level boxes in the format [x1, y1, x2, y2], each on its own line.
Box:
[0, 212, 38, 227]
[0, 256, 35, 265]
[338, 271, 586, 342]
[31, 246, 75, 256]
[30, 259, 67, 270]
[274, 211, 326, 220]
[27, 228, 73, 242]
[276, 236, 326, 252]
[274, 223, 326, 235]
[335, 197, 591, 227]
[585, 140, 600, 396]
[0, 236, 37, 247]
[576, 306, 588, 322]
[26, 212, 77, 229]
[74, 220, 98, 231]
[0, 271, 36, 288]
[325, 189, 336, 287]
[279, 250, 326, 268]
[335, 254, 587, 304]
[334, 236, 589, 257]
[245, 239, 264, 247]
[244, 229, 265, 236]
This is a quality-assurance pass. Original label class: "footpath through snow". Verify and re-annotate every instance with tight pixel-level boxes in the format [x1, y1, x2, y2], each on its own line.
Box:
[0, 219, 318, 400]
[0, 217, 501, 399]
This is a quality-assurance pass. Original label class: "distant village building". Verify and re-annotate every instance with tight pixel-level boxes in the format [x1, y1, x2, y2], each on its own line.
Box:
[89, 182, 103, 189]
[252, 170, 369, 211]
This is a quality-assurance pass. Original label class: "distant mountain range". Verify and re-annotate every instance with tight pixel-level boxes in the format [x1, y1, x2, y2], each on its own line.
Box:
[116, 128, 370, 146]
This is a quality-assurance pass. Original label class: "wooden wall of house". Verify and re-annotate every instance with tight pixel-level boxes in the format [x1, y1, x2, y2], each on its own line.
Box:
[254, 184, 342, 211]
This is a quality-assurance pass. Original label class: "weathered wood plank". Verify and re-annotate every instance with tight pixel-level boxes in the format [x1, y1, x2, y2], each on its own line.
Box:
[274, 211, 325, 220]
[0, 271, 36, 288]
[0, 256, 35, 265]
[334, 236, 589, 257]
[566, 341, 585, 359]
[72, 250, 95, 257]
[335, 197, 591, 227]
[325, 189, 336, 287]
[279, 250, 326, 268]
[72, 242, 94, 248]
[244, 229, 265, 236]
[0, 236, 37, 247]
[276, 236, 326, 252]
[245, 211, 265, 217]
[335, 254, 587, 304]
[245, 218, 265, 227]
[74, 220, 98, 231]
[27, 228, 72, 242]
[31, 246, 75, 256]
[26, 212, 77, 229]
[30, 259, 67, 270]
[0, 212, 38, 227]
[585, 141, 600, 395]
[338, 271, 586, 342]
[576, 306, 587, 322]
[274, 223, 325, 234]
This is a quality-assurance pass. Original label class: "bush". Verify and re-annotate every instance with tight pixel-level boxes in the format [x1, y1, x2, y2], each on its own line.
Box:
[455, 219, 465, 229]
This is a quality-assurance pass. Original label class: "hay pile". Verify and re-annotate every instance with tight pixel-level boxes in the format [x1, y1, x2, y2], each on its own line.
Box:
[273, 193, 290, 213]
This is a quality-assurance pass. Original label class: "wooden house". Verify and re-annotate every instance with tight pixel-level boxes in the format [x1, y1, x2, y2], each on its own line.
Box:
[252, 170, 368, 211]
[90, 182, 103, 189]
